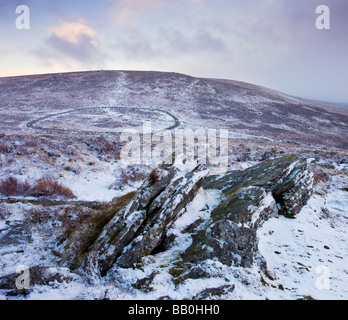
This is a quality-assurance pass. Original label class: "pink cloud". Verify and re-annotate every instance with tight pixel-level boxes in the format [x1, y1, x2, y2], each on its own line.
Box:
[34, 19, 106, 69]
[48, 20, 100, 48]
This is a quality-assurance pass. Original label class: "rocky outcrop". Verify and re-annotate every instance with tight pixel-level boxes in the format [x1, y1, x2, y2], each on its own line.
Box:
[116, 166, 209, 268]
[0, 155, 314, 297]
[182, 220, 259, 268]
[204, 155, 313, 218]
[83, 154, 312, 278]
[87, 164, 209, 276]
[83, 154, 312, 277]
[272, 161, 313, 217]
[181, 155, 313, 269]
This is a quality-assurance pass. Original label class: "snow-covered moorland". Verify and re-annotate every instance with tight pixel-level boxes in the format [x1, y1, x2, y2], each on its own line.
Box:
[0, 71, 347, 300]
[0, 134, 347, 300]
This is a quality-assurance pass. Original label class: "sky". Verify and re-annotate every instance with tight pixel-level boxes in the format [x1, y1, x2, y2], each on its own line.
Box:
[0, 0, 347, 103]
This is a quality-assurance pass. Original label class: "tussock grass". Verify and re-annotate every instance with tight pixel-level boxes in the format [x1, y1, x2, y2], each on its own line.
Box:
[61, 191, 136, 269]
[0, 176, 76, 199]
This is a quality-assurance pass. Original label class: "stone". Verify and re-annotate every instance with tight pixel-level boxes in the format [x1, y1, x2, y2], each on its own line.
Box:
[275, 166, 313, 217]
[87, 164, 207, 275]
[182, 220, 258, 267]
[132, 271, 158, 293]
[0, 221, 32, 254]
[116, 165, 209, 268]
[193, 284, 235, 300]
[340, 157, 348, 164]
[210, 186, 278, 228]
[205, 155, 313, 218]
[75, 155, 313, 277]
[203, 154, 300, 195]
[178, 260, 228, 282]
[182, 155, 313, 268]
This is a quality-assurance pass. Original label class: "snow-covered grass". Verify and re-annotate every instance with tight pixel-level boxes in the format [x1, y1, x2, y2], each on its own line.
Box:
[60, 160, 141, 202]
[0, 135, 151, 202]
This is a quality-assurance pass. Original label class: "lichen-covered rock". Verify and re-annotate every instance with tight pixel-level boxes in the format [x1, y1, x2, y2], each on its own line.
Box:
[210, 186, 278, 228]
[203, 154, 300, 196]
[87, 166, 178, 276]
[193, 284, 235, 300]
[182, 155, 313, 270]
[81, 154, 312, 278]
[132, 271, 159, 293]
[116, 166, 209, 268]
[182, 219, 258, 267]
[181, 186, 278, 268]
[273, 163, 313, 217]
[86, 163, 208, 275]
[204, 154, 313, 218]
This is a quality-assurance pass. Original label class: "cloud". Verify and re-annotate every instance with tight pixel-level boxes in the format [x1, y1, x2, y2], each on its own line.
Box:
[111, 26, 227, 62]
[106, 0, 348, 102]
[109, 0, 231, 61]
[46, 21, 101, 61]
[48, 21, 99, 47]
[4, 0, 347, 101]
[33, 20, 106, 70]
[160, 28, 227, 55]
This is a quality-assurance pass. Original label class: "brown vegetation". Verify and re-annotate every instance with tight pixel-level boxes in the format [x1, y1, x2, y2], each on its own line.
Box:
[312, 169, 331, 185]
[0, 177, 31, 197]
[60, 191, 136, 269]
[149, 168, 162, 184]
[119, 167, 148, 185]
[31, 178, 76, 199]
[0, 176, 76, 199]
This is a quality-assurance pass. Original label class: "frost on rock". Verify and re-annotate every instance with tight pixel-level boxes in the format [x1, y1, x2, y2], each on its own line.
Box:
[86, 165, 178, 276]
[116, 166, 209, 268]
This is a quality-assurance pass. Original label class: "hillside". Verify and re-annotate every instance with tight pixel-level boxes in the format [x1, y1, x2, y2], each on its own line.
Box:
[0, 71, 348, 149]
[0, 71, 347, 300]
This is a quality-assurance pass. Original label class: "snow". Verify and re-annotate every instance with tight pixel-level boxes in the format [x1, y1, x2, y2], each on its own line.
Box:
[1, 70, 347, 300]
[258, 185, 348, 300]
[62, 165, 127, 202]
[102, 174, 347, 300]
[0, 156, 347, 300]
[171, 188, 219, 233]
[248, 191, 276, 228]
